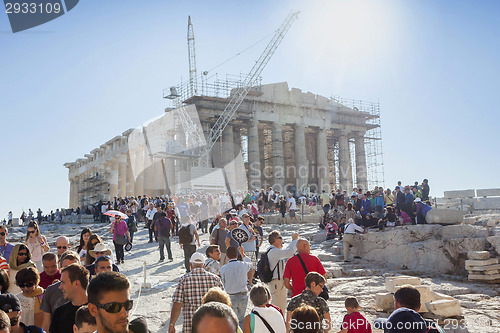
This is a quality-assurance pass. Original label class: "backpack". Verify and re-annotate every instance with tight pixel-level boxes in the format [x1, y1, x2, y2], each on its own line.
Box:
[257, 248, 279, 283]
[179, 225, 193, 245]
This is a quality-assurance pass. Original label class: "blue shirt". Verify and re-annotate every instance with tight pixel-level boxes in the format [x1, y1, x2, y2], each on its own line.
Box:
[0, 243, 14, 263]
[220, 258, 251, 294]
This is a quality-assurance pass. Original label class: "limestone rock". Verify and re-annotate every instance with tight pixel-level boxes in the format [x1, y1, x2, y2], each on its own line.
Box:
[467, 251, 490, 260]
[426, 209, 464, 225]
[487, 235, 500, 255]
[442, 225, 488, 240]
[375, 293, 394, 312]
[466, 263, 500, 271]
[385, 276, 421, 293]
[468, 273, 500, 281]
[465, 258, 500, 267]
[425, 299, 462, 317]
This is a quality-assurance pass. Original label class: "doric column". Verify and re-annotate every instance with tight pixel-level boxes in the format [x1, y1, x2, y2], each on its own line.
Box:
[143, 149, 153, 197]
[110, 157, 119, 198]
[271, 122, 285, 191]
[247, 121, 261, 189]
[316, 128, 330, 192]
[134, 149, 144, 196]
[294, 124, 308, 193]
[212, 135, 222, 168]
[69, 178, 77, 209]
[232, 127, 246, 192]
[338, 132, 353, 192]
[354, 135, 368, 191]
[153, 157, 166, 197]
[222, 125, 236, 190]
[125, 152, 135, 197]
[118, 154, 127, 198]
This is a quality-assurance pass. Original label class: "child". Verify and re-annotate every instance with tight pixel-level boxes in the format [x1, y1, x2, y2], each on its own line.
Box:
[326, 220, 338, 240]
[73, 305, 97, 333]
[338, 296, 371, 333]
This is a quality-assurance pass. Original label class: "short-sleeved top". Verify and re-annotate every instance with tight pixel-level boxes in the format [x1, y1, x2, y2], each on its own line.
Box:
[0, 243, 14, 263]
[39, 271, 61, 289]
[225, 231, 239, 249]
[172, 267, 223, 333]
[211, 228, 228, 253]
[155, 216, 172, 238]
[386, 307, 426, 333]
[254, 226, 263, 248]
[287, 290, 329, 319]
[40, 281, 65, 314]
[50, 301, 87, 333]
[112, 220, 128, 241]
[0, 256, 8, 271]
[283, 253, 326, 297]
[205, 258, 221, 276]
[341, 311, 372, 333]
[287, 197, 297, 210]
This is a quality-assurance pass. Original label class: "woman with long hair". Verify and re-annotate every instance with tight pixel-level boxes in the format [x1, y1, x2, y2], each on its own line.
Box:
[24, 222, 49, 272]
[110, 215, 130, 265]
[84, 234, 103, 266]
[8, 244, 35, 294]
[75, 228, 92, 262]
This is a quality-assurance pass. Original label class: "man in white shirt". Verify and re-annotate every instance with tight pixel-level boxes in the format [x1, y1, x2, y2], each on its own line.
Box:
[145, 204, 157, 243]
[266, 230, 299, 314]
[287, 193, 299, 224]
[343, 218, 366, 262]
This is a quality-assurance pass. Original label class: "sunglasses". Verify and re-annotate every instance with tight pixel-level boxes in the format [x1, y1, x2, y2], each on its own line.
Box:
[0, 232, 5, 236]
[17, 282, 34, 288]
[57, 246, 67, 250]
[18, 252, 28, 257]
[276, 236, 283, 240]
[27, 231, 35, 234]
[96, 300, 133, 313]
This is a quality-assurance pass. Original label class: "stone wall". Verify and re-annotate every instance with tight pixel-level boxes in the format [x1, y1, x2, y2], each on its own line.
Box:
[356, 224, 490, 275]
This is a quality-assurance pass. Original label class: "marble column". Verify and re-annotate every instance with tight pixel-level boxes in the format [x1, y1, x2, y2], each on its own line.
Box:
[134, 148, 144, 196]
[338, 133, 353, 192]
[126, 152, 135, 197]
[232, 127, 246, 192]
[316, 128, 330, 192]
[354, 135, 368, 191]
[110, 157, 119, 198]
[153, 157, 167, 196]
[212, 136, 222, 168]
[294, 124, 308, 193]
[271, 122, 285, 192]
[222, 125, 236, 191]
[118, 154, 127, 197]
[247, 121, 261, 190]
[143, 150, 153, 197]
[69, 178, 77, 209]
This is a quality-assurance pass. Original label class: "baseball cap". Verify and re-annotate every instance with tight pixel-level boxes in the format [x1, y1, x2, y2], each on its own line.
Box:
[190, 252, 205, 264]
[0, 293, 21, 313]
[229, 209, 237, 215]
[414, 198, 422, 203]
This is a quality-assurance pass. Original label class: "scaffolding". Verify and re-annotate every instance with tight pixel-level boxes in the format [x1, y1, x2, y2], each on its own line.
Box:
[78, 172, 109, 206]
[333, 97, 385, 191]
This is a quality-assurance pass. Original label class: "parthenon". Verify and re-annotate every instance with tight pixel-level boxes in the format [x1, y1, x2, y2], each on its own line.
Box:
[64, 82, 382, 208]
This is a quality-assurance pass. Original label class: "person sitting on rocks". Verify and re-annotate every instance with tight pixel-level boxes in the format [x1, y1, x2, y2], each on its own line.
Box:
[326, 220, 338, 240]
[319, 213, 330, 230]
[361, 213, 378, 229]
[378, 206, 398, 230]
[414, 198, 432, 224]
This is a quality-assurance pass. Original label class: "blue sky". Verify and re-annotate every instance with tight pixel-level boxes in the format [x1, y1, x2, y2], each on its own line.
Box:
[1, 0, 499, 217]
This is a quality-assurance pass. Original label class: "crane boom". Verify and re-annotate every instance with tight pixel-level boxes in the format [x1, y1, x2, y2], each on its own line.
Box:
[206, 11, 299, 153]
[187, 16, 198, 96]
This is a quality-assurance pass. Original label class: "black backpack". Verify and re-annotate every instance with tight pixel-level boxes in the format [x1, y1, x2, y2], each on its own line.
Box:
[257, 248, 279, 283]
[179, 225, 193, 245]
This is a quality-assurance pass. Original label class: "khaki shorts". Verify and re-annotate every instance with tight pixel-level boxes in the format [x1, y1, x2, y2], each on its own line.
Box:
[289, 209, 296, 218]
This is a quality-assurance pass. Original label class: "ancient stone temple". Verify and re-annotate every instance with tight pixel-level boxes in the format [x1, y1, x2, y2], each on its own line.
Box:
[64, 82, 381, 208]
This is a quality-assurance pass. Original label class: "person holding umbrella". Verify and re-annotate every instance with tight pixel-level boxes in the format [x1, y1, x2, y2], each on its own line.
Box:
[109, 215, 130, 265]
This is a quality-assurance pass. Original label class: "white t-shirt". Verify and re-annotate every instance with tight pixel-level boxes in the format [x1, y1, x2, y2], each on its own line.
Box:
[287, 197, 297, 210]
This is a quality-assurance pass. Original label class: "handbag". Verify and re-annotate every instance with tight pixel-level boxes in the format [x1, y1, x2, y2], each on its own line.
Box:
[295, 254, 329, 300]
[115, 234, 128, 246]
[252, 310, 275, 333]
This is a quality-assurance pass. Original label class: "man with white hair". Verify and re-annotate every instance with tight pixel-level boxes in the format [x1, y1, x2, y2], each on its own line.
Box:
[168, 252, 223, 333]
[54, 236, 70, 259]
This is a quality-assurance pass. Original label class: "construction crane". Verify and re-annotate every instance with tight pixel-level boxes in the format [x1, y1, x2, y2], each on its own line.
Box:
[187, 16, 198, 96]
[165, 11, 299, 167]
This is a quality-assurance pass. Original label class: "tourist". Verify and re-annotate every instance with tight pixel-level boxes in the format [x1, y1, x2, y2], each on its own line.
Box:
[50, 263, 89, 333]
[283, 239, 326, 297]
[0, 269, 9, 293]
[238, 213, 257, 284]
[0, 310, 9, 332]
[168, 252, 223, 332]
[343, 218, 366, 262]
[75, 228, 92, 263]
[38, 252, 60, 289]
[378, 207, 398, 230]
[220, 247, 252, 325]
[287, 193, 299, 224]
[205, 245, 221, 276]
[359, 194, 371, 217]
[201, 286, 232, 307]
[242, 284, 286, 333]
[125, 210, 137, 243]
[394, 187, 405, 213]
[145, 203, 157, 243]
[54, 236, 70, 260]
[326, 219, 338, 240]
[73, 305, 97, 333]
[0, 293, 45, 333]
[266, 230, 299, 314]
[319, 212, 330, 230]
[289, 305, 321, 333]
[402, 187, 415, 223]
[87, 272, 137, 333]
[15, 267, 44, 327]
[286, 272, 331, 332]
[154, 211, 173, 262]
[152, 204, 163, 242]
[110, 216, 130, 265]
[278, 196, 287, 225]
[84, 235, 104, 266]
[335, 189, 346, 211]
[411, 186, 422, 201]
[414, 198, 432, 224]
[338, 296, 372, 333]
[384, 189, 394, 207]
[24, 222, 49, 272]
[253, 217, 264, 258]
[210, 218, 228, 266]
[40, 251, 80, 332]
[165, 201, 179, 237]
[8, 245, 36, 294]
[191, 302, 239, 333]
[179, 215, 201, 272]
[86, 254, 119, 278]
[0, 226, 14, 264]
[422, 179, 430, 202]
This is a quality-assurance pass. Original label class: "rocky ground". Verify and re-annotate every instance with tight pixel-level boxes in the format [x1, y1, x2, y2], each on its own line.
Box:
[7, 219, 500, 333]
